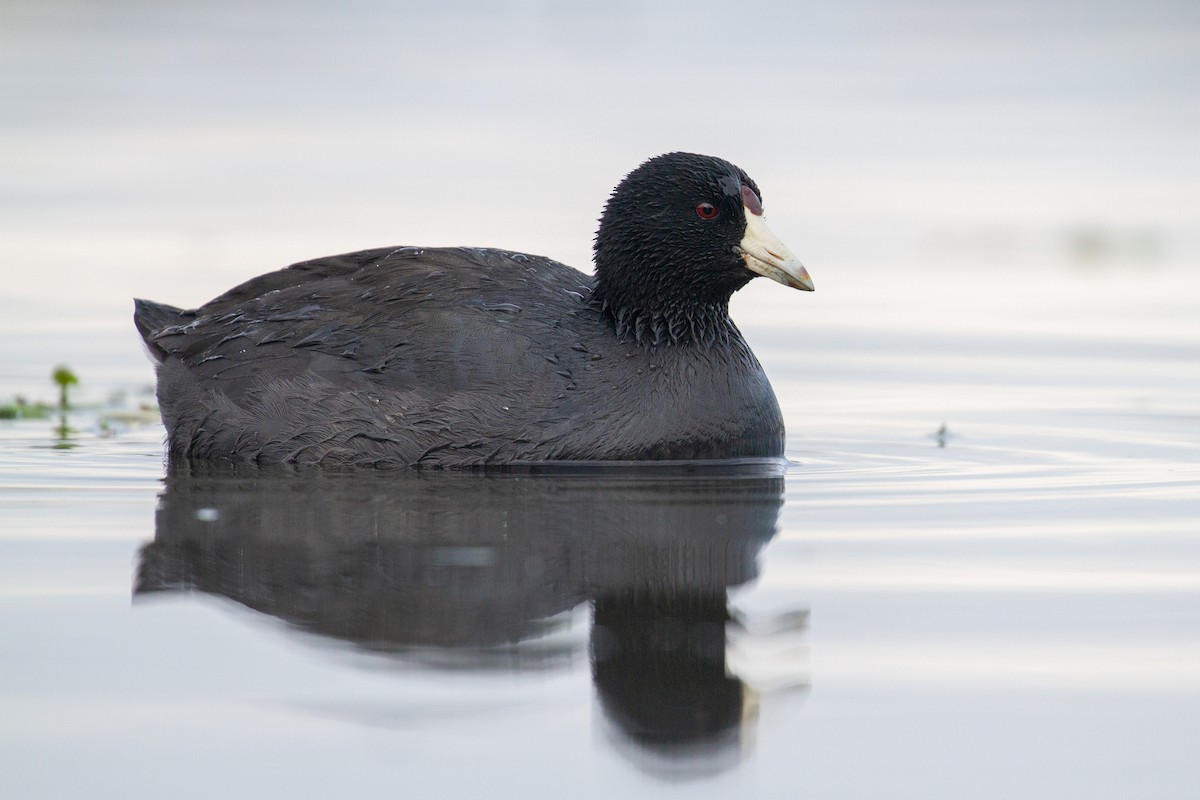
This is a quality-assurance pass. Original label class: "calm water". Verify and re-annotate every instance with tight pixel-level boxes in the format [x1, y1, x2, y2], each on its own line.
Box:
[2, 263, 1197, 798]
[3, 1, 1200, 797]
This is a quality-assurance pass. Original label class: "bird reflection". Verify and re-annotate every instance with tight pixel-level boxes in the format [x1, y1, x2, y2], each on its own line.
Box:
[135, 461, 803, 767]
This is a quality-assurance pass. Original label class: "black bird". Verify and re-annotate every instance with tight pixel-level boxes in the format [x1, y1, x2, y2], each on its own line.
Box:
[134, 152, 814, 468]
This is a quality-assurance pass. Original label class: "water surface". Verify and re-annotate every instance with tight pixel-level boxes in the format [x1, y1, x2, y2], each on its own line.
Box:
[3, 262, 1197, 798]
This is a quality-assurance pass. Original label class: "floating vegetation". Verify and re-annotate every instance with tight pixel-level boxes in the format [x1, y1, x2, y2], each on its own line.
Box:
[0, 398, 53, 420]
[3, 366, 161, 443]
[934, 423, 950, 448]
[99, 408, 162, 425]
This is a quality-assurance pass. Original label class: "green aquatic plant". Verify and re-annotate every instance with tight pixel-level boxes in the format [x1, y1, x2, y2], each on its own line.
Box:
[52, 365, 79, 410]
[0, 397, 52, 420]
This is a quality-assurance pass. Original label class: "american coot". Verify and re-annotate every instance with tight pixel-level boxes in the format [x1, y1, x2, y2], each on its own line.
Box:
[134, 152, 814, 468]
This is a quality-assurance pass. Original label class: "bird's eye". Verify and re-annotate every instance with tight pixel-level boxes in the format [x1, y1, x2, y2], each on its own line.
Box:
[696, 203, 719, 220]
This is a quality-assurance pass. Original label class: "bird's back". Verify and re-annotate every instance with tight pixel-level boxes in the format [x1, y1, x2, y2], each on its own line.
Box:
[138, 247, 608, 465]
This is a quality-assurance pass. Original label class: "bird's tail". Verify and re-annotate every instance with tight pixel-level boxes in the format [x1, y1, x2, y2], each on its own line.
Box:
[133, 298, 186, 363]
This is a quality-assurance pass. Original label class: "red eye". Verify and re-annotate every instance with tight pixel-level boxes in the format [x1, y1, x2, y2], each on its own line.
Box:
[696, 202, 719, 220]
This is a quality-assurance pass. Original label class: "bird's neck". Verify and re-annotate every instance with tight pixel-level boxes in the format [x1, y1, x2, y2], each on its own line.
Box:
[590, 284, 740, 348]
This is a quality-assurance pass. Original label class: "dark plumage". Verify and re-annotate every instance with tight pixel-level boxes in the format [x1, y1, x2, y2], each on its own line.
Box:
[134, 152, 814, 468]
